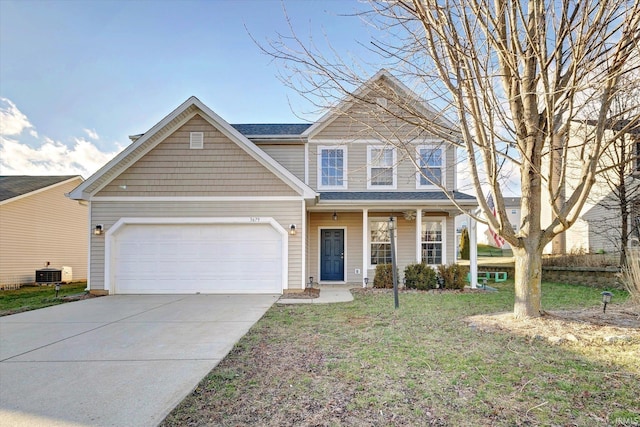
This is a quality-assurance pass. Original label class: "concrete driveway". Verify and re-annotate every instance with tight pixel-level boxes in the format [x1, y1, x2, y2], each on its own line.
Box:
[0, 294, 279, 427]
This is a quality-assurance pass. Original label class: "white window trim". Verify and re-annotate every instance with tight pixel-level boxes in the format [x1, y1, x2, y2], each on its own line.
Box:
[368, 216, 398, 269]
[317, 146, 348, 190]
[190, 132, 204, 149]
[367, 146, 397, 190]
[420, 217, 446, 266]
[416, 144, 445, 189]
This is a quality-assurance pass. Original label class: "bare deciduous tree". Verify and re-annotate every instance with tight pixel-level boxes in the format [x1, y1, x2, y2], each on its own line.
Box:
[262, 0, 640, 318]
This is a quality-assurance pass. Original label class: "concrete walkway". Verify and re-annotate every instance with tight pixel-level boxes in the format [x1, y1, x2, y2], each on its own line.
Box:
[278, 285, 355, 304]
[0, 294, 278, 427]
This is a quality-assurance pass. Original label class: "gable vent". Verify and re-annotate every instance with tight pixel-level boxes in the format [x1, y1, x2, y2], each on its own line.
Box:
[190, 132, 204, 149]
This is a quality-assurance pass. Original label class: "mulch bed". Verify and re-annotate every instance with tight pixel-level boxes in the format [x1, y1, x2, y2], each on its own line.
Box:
[280, 287, 321, 299]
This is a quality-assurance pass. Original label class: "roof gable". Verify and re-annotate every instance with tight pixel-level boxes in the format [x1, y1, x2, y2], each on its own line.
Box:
[0, 176, 82, 204]
[303, 69, 458, 139]
[68, 97, 316, 200]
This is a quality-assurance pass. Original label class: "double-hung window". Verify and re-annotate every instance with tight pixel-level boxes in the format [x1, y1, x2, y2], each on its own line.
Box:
[368, 146, 396, 189]
[421, 220, 443, 265]
[318, 147, 347, 189]
[417, 145, 444, 188]
[370, 219, 392, 265]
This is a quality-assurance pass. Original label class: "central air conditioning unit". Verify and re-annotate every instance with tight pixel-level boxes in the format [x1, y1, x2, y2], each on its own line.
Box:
[35, 268, 62, 284]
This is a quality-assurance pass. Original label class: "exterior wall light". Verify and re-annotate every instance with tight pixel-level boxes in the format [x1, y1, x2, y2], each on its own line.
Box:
[289, 224, 297, 235]
[94, 224, 104, 235]
[601, 291, 613, 313]
[332, 211, 338, 221]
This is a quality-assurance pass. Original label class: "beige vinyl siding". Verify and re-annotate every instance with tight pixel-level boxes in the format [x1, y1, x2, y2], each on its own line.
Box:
[97, 115, 297, 197]
[257, 144, 305, 181]
[89, 200, 303, 292]
[0, 178, 88, 286]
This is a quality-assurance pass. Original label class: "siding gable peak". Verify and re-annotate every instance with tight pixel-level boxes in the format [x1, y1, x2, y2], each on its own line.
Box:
[68, 97, 316, 201]
[302, 69, 459, 140]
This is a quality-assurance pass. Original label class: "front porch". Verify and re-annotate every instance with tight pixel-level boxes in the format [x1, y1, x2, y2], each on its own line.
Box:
[306, 208, 478, 287]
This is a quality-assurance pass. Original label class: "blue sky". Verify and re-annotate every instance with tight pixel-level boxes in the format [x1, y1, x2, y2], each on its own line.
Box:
[0, 0, 376, 176]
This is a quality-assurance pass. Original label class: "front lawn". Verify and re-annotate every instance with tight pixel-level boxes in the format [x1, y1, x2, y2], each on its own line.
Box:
[0, 282, 89, 316]
[162, 282, 639, 426]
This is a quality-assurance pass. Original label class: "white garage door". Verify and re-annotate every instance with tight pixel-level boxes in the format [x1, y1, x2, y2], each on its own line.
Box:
[112, 222, 283, 294]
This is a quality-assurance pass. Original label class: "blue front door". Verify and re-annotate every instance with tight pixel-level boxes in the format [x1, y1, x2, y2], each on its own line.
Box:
[321, 229, 344, 281]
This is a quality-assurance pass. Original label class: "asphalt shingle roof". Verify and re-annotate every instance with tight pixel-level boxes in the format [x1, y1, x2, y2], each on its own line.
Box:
[0, 176, 79, 202]
[319, 191, 476, 201]
[231, 124, 312, 136]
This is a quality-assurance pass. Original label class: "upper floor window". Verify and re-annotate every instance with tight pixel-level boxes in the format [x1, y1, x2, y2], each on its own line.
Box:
[417, 145, 444, 188]
[368, 146, 396, 189]
[318, 147, 347, 189]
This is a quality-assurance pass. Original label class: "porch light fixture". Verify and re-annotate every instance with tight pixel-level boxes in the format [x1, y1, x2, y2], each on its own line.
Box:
[332, 211, 338, 221]
[289, 224, 297, 235]
[94, 224, 104, 235]
[601, 291, 613, 313]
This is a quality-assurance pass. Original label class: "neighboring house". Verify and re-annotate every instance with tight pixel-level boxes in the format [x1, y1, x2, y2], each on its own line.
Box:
[0, 176, 88, 287]
[542, 120, 640, 254]
[464, 196, 521, 250]
[68, 70, 478, 295]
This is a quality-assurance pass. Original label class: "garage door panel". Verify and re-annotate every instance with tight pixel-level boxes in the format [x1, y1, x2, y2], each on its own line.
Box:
[112, 222, 283, 294]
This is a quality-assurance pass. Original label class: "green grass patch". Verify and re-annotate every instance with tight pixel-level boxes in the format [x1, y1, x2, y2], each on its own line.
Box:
[0, 282, 88, 315]
[162, 282, 639, 426]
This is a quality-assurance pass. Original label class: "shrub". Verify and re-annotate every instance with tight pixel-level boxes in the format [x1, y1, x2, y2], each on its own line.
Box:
[437, 264, 469, 290]
[373, 264, 396, 289]
[404, 263, 437, 290]
[459, 227, 470, 260]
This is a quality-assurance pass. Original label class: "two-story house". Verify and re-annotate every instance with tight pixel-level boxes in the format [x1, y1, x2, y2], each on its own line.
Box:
[69, 70, 478, 295]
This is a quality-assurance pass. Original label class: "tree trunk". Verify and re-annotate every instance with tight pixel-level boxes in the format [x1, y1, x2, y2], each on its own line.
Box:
[512, 246, 543, 318]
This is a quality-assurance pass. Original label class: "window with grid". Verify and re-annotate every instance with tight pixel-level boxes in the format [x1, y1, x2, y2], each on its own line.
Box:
[417, 146, 443, 187]
[421, 220, 443, 265]
[368, 146, 395, 188]
[370, 220, 392, 265]
[318, 147, 346, 188]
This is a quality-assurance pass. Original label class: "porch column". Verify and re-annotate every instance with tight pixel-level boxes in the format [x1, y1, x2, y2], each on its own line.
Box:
[469, 211, 478, 289]
[362, 208, 368, 287]
[416, 208, 423, 262]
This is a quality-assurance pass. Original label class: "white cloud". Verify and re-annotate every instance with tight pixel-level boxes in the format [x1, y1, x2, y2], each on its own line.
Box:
[0, 99, 122, 178]
[84, 128, 99, 140]
[0, 137, 121, 178]
[0, 98, 35, 137]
